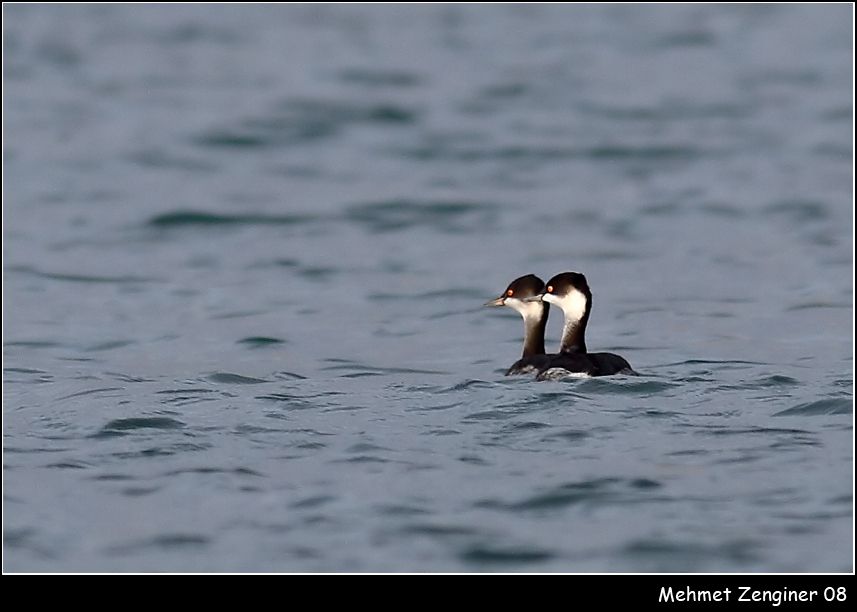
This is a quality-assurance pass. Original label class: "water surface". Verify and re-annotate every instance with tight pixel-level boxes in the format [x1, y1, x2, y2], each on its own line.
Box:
[3, 4, 853, 572]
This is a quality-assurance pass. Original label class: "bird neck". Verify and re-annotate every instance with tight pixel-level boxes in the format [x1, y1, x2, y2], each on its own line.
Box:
[521, 303, 549, 357]
[559, 294, 591, 353]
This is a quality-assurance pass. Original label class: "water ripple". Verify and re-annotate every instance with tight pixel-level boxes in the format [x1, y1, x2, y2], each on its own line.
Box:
[7, 265, 158, 284]
[590, 379, 680, 394]
[93, 417, 186, 438]
[621, 538, 761, 570]
[238, 336, 286, 348]
[399, 523, 480, 537]
[147, 211, 314, 228]
[397, 143, 705, 163]
[773, 399, 852, 417]
[338, 68, 423, 88]
[57, 387, 125, 401]
[344, 199, 497, 233]
[192, 98, 418, 149]
[458, 544, 555, 566]
[109, 534, 210, 555]
[207, 373, 269, 384]
[478, 478, 664, 512]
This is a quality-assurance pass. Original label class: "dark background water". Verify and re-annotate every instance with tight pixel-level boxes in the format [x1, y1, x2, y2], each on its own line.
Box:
[3, 4, 852, 572]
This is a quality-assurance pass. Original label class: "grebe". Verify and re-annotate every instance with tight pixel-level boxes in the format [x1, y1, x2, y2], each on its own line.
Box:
[526, 271, 635, 379]
[484, 274, 551, 376]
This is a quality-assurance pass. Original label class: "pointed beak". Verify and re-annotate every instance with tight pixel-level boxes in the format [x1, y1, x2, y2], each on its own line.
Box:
[483, 296, 506, 307]
[522, 293, 545, 303]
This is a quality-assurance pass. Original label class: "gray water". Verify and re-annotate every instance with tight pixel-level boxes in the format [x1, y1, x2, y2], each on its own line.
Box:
[3, 4, 853, 573]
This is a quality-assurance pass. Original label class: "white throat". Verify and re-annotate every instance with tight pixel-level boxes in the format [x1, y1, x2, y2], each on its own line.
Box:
[505, 297, 543, 323]
[544, 290, 587, 325]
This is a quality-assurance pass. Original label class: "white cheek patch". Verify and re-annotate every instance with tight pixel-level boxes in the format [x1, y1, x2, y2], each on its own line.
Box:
[560, 290, 588, 322]
[505, 298, 542, 320]
[542, 293, 560, 305]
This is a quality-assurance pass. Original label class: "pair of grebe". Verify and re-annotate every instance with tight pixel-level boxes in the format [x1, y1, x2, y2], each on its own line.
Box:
[484, 272, 635, 379]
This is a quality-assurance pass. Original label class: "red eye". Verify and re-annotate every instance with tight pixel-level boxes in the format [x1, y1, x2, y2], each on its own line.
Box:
[506, 289, 514, 297]
[547, 285, 553, 293]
